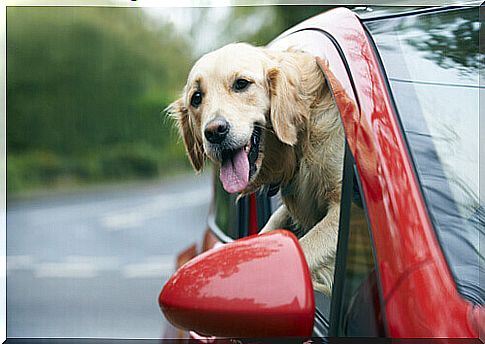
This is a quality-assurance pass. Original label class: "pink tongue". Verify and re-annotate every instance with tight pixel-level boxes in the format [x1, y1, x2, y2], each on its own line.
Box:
[220, 149, 249, 193]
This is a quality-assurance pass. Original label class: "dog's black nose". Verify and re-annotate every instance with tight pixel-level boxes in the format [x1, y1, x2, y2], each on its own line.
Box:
[204, 117, 229, 144]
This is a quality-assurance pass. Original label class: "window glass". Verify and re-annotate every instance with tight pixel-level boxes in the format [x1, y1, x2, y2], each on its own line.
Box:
[366, 7, 485, 305]
[337, 173, 385, 336]
[343, 202, 374, 298]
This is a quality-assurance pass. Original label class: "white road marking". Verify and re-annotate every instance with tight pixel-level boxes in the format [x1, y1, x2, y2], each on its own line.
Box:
[34, 261, 99, 278]
[121, 255, 174, 279]
[64, 255, 120, 270]
[100, 189, 211, 231]
[6, 255, 35, 271]
[33, 255, 120, 278]
[7, 255, 175, 279]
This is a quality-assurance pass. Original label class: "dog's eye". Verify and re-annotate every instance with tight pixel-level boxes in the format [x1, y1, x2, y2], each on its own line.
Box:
[190, 91, 202, 108]
[233, 79, 250, 92]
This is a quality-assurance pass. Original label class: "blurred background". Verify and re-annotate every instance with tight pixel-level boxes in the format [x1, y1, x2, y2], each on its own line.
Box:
[6, 5, 332, 338]
[7, 6, 335, 198]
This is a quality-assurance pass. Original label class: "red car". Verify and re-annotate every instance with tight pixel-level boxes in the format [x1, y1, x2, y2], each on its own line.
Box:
[159, 4, 484, 339]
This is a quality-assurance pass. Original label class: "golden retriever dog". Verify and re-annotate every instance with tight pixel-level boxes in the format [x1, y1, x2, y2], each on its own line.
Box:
[168, 43, 344, 294]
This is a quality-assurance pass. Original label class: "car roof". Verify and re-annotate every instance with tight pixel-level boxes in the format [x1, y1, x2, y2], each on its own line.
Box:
[351, 5, 424, 19]
[352, 1, 482, 20]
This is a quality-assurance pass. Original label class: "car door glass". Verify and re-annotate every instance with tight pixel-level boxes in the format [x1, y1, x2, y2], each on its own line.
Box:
[341, 197, 385, 336]
[366, 7, 484, 305]
[329, 144, 386, 336]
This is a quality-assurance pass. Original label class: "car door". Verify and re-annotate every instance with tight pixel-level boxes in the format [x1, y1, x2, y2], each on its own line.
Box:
[267, 5, 482, 337]
[203, 5, 483, 337]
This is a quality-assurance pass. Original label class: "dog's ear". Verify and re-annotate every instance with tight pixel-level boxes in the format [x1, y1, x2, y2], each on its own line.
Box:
[266, 54, 307, 146]
[167, 98, 204, 172]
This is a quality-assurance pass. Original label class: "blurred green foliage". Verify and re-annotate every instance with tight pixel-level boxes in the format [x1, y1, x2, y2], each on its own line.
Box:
[222, 6, 332, 46]
[7, 5, 330, 196]
[7, 7, 192, 194]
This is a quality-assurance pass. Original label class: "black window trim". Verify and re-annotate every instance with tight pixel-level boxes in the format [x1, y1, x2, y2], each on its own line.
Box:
[328, 141, 388, 337]
[237, 196, 249, 238]
[328, 141, 354, 336]
[351, 163, 389, 337]
[256, 194, 272, 230]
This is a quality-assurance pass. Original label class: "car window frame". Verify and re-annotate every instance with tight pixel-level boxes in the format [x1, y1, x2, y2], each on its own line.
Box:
[329, 141, 388, 337]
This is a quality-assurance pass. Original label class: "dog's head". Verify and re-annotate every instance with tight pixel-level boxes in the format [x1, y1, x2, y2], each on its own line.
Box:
[168, 43, 317, 194]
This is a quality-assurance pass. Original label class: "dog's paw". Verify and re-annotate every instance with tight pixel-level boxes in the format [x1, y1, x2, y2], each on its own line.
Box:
[312, 281, 332, 296]
[299, 236, 335, 295]
[259, 204, 289, 234]
[308, 263, 334, 296]
[259, 223, 273, 234]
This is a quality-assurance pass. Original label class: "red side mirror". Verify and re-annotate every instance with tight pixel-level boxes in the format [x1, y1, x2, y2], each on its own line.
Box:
[159, 230, 315, 338]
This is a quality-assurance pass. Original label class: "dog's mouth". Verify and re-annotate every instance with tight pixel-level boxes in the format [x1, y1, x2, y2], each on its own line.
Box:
[219, 126, 262, 194]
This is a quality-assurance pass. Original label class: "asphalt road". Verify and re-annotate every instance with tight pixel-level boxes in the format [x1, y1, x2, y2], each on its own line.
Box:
[6, 173, 212, 338]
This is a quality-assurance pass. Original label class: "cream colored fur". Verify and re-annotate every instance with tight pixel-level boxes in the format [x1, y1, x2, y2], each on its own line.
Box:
[168, 43, 344, 295]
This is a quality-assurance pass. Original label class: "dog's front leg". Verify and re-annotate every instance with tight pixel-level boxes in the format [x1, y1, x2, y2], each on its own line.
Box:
[299, 202, 340, 295]
[259, 204, 290, 234]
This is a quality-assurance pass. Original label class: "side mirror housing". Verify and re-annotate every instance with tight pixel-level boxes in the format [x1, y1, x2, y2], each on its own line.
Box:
[159, 230, 315, 338]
